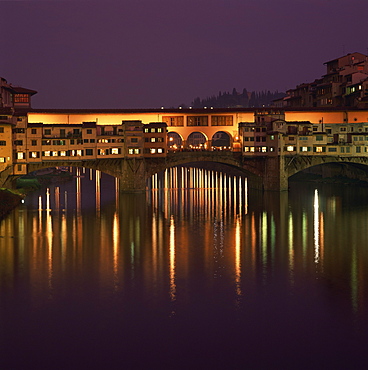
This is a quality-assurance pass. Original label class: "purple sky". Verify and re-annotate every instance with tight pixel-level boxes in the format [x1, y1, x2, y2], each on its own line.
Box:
[1, 0, 368, 109]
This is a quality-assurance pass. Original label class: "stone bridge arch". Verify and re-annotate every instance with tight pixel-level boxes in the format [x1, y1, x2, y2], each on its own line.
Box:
[145, 152, 264, 189]
[285, 155, 368, 180]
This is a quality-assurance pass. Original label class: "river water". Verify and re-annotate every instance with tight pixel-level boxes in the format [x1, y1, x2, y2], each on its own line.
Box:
[1, 167, 368, 369]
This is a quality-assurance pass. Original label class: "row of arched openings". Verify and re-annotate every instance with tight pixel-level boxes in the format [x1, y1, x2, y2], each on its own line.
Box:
[168, 131, 231, 151]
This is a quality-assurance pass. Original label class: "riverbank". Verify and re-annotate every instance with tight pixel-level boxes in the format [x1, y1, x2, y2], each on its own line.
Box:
[0, 189, 24, 220]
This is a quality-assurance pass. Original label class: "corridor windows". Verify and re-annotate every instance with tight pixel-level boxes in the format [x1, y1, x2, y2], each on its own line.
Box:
[211, 116, 233, 126]
[162, 116, 184, 127]
[187, 116, 208, 126]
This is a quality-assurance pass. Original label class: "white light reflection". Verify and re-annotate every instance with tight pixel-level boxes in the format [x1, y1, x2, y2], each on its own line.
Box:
[96, 170, 101, 214]
[314, 189, 320, 265]
[169, 215, 176, 303]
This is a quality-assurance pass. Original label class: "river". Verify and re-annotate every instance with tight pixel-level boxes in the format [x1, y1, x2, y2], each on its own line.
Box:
[1, 167, 368, 369]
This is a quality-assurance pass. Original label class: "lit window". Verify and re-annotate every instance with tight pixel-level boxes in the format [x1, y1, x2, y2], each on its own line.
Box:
[77, 150, 82, 156]
[150, 138, 156, 142]
[17, 152, 25, 159]
[261, 147, 267, 152]
[315, 147, 323, 153]
[111, 148, 119, 155]
[60, 151, 66, 156]
[53, 151, 58, 156]
[150, 148, 156, 154]
[134, 149, 140, 154]
[0, 157, 5, 163]
[128, 149, 134, 154]
[250, 147, 255, 152]
[286, 146, 294, 151]
[44, 151, 51, 156]
[157, 148, 163, 153]
[301, 147, 308, 152]
[31, 152, 38, 158]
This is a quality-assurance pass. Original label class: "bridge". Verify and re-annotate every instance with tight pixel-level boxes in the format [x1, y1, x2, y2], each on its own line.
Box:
[2, 108, 368, 191]
[3, 150, 368, 193]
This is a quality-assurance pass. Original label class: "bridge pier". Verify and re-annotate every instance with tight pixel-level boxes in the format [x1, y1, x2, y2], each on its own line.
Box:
[118, 158, 147, 192]
[262, 156, 288, 191]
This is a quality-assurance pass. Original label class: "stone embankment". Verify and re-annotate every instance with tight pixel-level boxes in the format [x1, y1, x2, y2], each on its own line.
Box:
[0, 189, 23, 220]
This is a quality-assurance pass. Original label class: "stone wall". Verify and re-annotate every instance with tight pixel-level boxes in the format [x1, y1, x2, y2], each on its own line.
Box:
[0, 189, 23, 220]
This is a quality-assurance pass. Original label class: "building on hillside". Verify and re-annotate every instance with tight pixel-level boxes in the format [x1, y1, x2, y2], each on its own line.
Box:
[274, 52, 368, 108]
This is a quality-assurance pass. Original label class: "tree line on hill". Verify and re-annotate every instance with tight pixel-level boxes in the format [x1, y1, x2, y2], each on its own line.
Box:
[187, 88, 285, 108]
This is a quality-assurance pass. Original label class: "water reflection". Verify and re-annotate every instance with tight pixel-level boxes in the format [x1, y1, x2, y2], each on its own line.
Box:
[1, 168, 368, 368]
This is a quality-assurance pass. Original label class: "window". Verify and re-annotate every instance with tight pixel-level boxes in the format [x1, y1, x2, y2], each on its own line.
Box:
[86, 149, 93, 155]
[14, 140, 23, 146]
[90, 139, 95, 143]
[60, 151, 67, 156]
[0, 157, 5, 163]
[17, 152, 25, 159]
[86, 129, 92, 134]
[29, 151, 39, 158]
[356, 147, 361, 153]
[0, 141, 6, 146]
[0, 128, 4, 133]
[150, 138, 156, 142]
[14, 94, 29, 103]
[162, 116, 184, 127]
[60, 129, 66, 137]
[31, 140, 37, 146]
[73, 129, 80, 134]
[328, 147, 337, 152]
[134, 149, 140, 154]
[211, 116, 233, 126]
[44, 129, 51, 135]
[31, 128, 37, 134]
[187, 116, 208, 126]
[111, 148, 119, 155]
[157, 128, 163, 133]
[131, 138, 138, 143]
[157, 148, 163, 154]
[44, 151, 51, 157]
[316, 135, 323, 141]
[150, 148, 156, 154]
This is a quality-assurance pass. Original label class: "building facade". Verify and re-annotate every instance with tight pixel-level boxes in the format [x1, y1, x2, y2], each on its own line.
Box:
[274, 52, 368, 108]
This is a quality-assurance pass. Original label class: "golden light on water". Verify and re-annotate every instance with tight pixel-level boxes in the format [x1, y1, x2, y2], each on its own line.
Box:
[235, 215, 241, 297]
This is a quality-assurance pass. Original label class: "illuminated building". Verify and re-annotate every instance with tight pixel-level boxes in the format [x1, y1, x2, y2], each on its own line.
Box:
[274, 52, 368, 108]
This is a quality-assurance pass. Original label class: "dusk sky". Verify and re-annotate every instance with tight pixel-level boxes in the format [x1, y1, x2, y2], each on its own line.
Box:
[1, 0, 368, 109]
